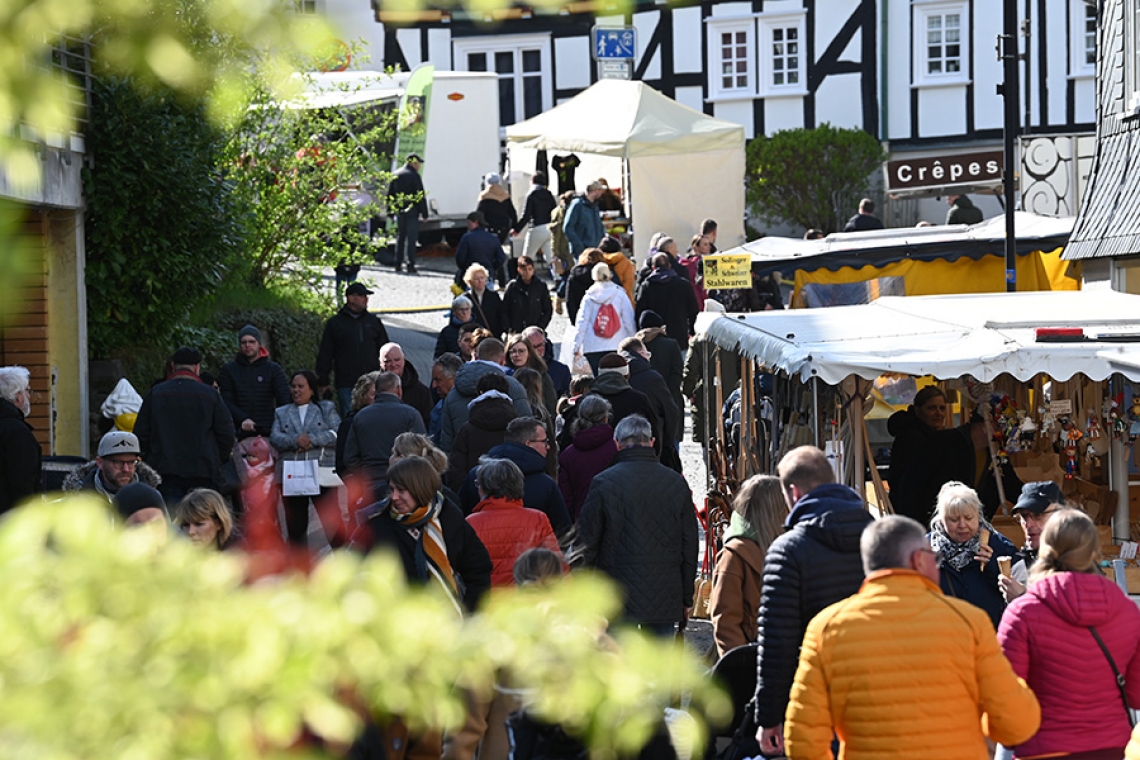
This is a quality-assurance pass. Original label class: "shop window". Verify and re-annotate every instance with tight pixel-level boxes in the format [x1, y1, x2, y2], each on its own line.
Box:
[913, 2, 969, 87]
[454, 35, 551, 126]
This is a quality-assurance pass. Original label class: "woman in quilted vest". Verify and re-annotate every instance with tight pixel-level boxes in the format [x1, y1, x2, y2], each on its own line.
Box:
[999, 509, 1140, 760]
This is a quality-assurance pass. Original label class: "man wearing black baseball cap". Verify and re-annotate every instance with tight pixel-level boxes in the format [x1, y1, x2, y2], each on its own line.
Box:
[316, 282, 390, 415]
[135, 347, 235, 505]
[1000, 480, 1067, 602]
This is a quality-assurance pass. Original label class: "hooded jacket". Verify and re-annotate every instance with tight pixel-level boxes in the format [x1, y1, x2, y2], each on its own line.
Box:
[315, 305, 390, 390]
[558, 422, 618, 521]
[62, 460, 163, 499]
[218, 348, 291, 437]
[458, 441, 571, 537]
[754, 483, 874, 728]
[399, 360, 434, 430]
[572, 281, 637, 356]
[640, 328, 684, 437]
[588, 372, 661, 453]
[886, 407, 943, 524]
[947, 194, 984, 225]
[466, 496, 562, 586]
[440, 362, 532, 452]
[999, 572, 1140, 758]
[624, 353, 681, 448]
[709, 511, 766, 658]
[447, 394, 518, 489]
[0, 397, 40, 513]
[477, 184, 518, 241]
[571, 445, 698, 625]
[635, 267, 699, 349]
[786, 570, 1041, 760]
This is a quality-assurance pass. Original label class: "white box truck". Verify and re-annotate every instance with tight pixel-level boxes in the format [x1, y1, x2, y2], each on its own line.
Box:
[296, 69, 502, 249]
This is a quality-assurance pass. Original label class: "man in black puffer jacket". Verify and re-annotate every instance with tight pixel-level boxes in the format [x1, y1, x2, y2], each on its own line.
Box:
[571, 415, 697, 636]
[753, 445, 873, 757]
[218, 325, 290, 438]
[316, 283, 390, 416]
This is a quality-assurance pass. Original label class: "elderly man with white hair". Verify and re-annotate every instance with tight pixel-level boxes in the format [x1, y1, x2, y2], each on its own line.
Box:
[0, 365, 40, 513]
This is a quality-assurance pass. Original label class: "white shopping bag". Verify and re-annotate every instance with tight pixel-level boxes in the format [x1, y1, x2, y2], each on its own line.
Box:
[282, 457, 320, 496]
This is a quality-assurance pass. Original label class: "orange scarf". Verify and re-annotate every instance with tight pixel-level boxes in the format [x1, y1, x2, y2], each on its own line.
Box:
[392, 495, 460, 610]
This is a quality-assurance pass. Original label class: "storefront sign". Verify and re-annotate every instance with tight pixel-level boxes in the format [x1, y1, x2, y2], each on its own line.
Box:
[885, 150, 1003, 192]
[703, 254, 752, 290]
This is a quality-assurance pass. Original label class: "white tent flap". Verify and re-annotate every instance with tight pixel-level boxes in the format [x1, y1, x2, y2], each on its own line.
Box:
[696, 291, 1140, 383]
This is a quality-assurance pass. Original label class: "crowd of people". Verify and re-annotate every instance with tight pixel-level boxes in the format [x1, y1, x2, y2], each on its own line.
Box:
[3, 167, 1140, 760]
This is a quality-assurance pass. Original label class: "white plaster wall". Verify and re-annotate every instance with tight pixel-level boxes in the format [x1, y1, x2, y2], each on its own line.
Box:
[426, 29, 452, 69]
[917, 87, 967, 136]
[675, 85, 705, 114]
[1073, 77, 1096, 122]
[672, 6, 704, 74]
[396, 28, 422, 68]
[884, 0, 912, 140]
[710, 3, 753, 18]
[555, 36, 591, 90]
[1045, 1, 1069, 126]
[815, 74, 864, 130]
[971, 2, 1004, 131]
[764, 96, 803, 133]
[814, 0, 858, 58]
[320, 0, 386, 67]
[634, 10, 661, 80]
[713, 99, 755, 136]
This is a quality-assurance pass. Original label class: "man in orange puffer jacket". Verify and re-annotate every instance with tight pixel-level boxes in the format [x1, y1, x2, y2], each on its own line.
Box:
[783, 515, 1041, 760]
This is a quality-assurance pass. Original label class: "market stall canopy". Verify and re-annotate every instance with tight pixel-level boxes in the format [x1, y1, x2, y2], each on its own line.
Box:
[696, 290, 1140, 384]
[504, 79, 746, 248]
[723, 212, 1074, 277]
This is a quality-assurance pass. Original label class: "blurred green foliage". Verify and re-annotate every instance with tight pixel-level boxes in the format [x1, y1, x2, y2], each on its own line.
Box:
[0, 497, 729, 758]
[745, 123, 888, 235]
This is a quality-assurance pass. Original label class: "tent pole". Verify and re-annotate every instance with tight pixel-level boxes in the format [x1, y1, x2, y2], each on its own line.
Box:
[1111, 374, 1131, 543]
[852, 380, 866, 503]
[812, 377, 820, 448]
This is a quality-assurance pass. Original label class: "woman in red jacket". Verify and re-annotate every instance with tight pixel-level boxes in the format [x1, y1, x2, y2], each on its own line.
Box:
[466, 457, 563, 587]
[998, 509, 1140, 759]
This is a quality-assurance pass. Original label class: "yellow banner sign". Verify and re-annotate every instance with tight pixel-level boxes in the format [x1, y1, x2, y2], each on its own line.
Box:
[702, 254, 752, 289]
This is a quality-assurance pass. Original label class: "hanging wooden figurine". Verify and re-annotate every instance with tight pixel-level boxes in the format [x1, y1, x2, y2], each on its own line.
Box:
[1060, 416, 1082, 478]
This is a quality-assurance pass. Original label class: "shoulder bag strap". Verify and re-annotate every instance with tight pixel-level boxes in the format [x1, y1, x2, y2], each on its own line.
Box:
[1089, 625, 1136, 727]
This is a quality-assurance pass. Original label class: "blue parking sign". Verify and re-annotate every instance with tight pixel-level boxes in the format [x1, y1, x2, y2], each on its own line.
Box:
[593, 27, 637, 60]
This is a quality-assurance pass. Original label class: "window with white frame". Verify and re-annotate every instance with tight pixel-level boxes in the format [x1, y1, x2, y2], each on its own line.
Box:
[759, 13, 807, 96]
[1069, 0, 1097, 77]
[707, 19, 754, 99]
[453, 35, 552, 126]
[913, 2, 969, 86]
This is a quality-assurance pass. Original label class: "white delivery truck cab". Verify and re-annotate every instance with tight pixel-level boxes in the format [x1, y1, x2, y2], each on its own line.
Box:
[296, 70, 502, 248]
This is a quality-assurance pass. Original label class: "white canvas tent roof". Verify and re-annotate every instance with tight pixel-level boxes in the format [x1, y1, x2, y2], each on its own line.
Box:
[695, 290, 1140, 384]
[505, 80, 746, 248]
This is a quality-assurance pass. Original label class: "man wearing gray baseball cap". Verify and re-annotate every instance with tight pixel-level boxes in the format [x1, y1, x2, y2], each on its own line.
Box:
[62, 430, 162, 501]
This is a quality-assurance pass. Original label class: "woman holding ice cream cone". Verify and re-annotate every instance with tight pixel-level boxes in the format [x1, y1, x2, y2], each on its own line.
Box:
[929, 480, 1017, 628]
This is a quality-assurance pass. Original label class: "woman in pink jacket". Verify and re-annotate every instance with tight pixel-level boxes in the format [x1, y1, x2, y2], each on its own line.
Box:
[998, 509, 1140, 759]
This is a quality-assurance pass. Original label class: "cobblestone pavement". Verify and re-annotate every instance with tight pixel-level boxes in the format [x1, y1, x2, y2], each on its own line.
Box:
[322, 252, 715, 657]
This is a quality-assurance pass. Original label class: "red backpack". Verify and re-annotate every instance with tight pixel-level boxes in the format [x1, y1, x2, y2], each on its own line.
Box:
[592, 301, 621, 338]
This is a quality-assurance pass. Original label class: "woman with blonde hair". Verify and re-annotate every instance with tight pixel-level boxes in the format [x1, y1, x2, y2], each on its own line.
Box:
[999, 509, 1140, 759]
[930, 480, 1018, 627]
[336, 370, 381, 474]
[462, 263, 505, 337]
[570, 262, 637, 376]
[175, 488, 237, 550]
[709, 474, 787, 657]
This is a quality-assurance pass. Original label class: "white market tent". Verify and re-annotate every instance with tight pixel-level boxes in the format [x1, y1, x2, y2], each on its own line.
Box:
[695, 290, 1140, 528]
[505, 79, 746, 249]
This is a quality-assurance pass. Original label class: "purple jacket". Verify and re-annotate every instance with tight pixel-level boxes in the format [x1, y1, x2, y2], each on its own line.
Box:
[558, 423, 618, 521]
[998, 571, 1140, 757]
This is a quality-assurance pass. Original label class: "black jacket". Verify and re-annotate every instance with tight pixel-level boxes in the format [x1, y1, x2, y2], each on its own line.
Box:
[344, 393, 426, 482]
[315, 306, 390, 390]
[623, 353, 682, 472]
[458, 440, 571, 537]
[387, 163, 427, 216]
[135, 370, 236, 486]
[353, 497, 492, 613]
[753, 483, 872, 727]
[218, 351, 290, 437]
[455, 228, 507, 288]
[842, 213, 884, 232]
[886, 407, 942, 524]
[571, 446, 698, 625]
[466, 288, 506, 338]
[502, 276, 553, 334]
[565, 263, 595, 325]
[447, 395, 517, 490]
[400, 360, 434, 429]
[0, 398, 41, 514]
[587, 372, 661, 453]
[514, 185, 557, 230]
[635, 268, 698, 350]
[947, 194, 984, 225]
[642, 330, 684, 439]
[435, 315, 467, 359]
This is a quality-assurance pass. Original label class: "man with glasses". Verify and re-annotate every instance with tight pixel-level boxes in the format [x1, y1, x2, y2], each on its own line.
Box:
[783, 515, 1041, 759]
[1000, 481, 1066, 602]
[0, 365, 40, 514]
[456, 416, 570, 538]
[63, 431, 162, 502]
